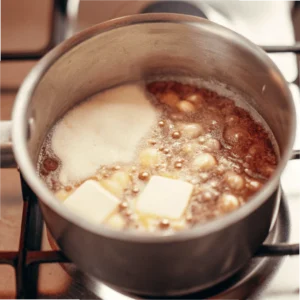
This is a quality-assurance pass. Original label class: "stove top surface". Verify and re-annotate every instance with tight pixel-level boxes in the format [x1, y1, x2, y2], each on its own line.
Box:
[0, 1, 299, 299]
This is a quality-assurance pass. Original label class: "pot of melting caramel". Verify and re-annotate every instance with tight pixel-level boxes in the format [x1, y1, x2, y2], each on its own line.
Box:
[5, 14, 296, 296]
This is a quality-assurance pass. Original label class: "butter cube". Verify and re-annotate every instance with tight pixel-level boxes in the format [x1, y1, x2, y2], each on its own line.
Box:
[106, 214, 126, 230]
[63, 180, 120, 224]
[137, 176, 193, 219]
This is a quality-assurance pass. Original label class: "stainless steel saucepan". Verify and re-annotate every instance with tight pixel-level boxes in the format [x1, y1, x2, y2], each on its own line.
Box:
[0, 14, 298, 296]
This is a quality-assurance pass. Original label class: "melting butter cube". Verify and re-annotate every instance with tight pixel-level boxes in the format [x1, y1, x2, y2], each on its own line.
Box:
[63, 180, 120, 224]
[137, 176, 193, 219]
[55, 189, 71, 201]
[106, 214, 126, 230]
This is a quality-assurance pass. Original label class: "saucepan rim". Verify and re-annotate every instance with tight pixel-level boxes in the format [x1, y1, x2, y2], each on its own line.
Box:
[12, 13, 296, 243]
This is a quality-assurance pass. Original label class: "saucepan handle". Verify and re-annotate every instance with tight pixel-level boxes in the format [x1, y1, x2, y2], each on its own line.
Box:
[255, 149, 300, 257]
[0, 120, 17, 168]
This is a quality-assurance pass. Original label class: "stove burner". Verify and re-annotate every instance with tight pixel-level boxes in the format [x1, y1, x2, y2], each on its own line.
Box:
[49, 197, 290, 300]
[141, 1, 207, 19]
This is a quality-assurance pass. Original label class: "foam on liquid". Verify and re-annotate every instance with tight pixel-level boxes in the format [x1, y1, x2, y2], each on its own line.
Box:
[51, 83, 159, 184]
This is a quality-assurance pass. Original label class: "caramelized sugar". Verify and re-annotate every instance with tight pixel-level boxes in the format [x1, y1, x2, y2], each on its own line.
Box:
[37, 80, 277, 234]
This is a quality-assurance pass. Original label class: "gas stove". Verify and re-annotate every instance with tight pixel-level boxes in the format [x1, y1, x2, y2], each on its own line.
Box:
[1, 1, 299, 299]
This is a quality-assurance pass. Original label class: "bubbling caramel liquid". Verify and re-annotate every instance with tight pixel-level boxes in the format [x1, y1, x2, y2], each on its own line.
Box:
[37, 79, 277, 234]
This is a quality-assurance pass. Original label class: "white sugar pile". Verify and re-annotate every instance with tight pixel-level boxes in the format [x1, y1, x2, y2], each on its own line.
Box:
[52, 83, 159, 184]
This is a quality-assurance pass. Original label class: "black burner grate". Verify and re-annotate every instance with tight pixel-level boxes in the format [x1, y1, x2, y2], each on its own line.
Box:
[0, 174, 69, 299]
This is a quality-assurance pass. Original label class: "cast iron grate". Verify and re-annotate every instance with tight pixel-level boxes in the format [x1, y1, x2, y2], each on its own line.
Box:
[0, 174, 69, 299]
